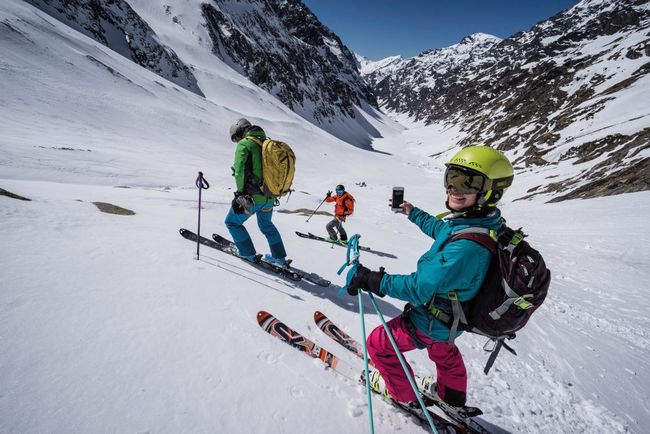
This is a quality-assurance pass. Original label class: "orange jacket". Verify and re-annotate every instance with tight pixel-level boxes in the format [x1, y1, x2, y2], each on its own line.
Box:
[326, 192, 355, 218]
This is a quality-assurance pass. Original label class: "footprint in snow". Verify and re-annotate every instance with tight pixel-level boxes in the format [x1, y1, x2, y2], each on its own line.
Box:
[289, 384, 304, 398]
[258, 350, 279, 364]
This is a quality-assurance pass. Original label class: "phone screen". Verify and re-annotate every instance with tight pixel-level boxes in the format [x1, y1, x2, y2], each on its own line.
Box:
[392, 187, 404, 210]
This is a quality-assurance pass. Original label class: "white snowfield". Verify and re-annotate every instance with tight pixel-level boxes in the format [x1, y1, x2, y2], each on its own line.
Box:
[1, 1, 648, 434]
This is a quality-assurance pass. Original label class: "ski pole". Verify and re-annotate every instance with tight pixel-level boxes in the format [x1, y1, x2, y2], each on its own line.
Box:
[305, 197, 327, 222]
[335, 234, 374, 433]
[337, 235, 438, 434]
[367, 293, 439, 434]
[358, 291, 375, 434]
[195, 171, 210, 260]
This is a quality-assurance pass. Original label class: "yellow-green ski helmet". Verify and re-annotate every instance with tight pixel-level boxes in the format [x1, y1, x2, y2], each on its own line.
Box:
[444, 145, 514, 211]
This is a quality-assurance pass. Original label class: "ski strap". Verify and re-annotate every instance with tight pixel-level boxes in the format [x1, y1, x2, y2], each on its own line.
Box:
[195, 171, 210, 190]
[336, 234, 361, 296]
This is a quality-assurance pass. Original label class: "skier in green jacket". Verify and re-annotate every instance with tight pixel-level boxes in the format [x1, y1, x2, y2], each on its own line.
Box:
[225, 118, 287, 265]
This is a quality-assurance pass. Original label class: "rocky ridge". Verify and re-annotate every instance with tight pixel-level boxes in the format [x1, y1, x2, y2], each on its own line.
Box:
[25, 0, 204, 96]
[362, 0, 650, 200]
[200, 0, 378, 143]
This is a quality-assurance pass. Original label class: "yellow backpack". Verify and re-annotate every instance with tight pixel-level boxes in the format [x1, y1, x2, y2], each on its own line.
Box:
[249, 137, 296, 198]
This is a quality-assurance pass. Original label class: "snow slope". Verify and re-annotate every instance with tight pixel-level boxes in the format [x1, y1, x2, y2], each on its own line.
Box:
[1, 1, 649, 433]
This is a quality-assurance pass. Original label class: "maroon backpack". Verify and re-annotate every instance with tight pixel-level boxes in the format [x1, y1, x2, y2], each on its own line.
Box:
[433, 225, 551, 374]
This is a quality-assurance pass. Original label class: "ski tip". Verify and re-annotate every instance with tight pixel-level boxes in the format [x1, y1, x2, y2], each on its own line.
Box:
[257, 310, 272, 324]
[314, 310, 325, 321]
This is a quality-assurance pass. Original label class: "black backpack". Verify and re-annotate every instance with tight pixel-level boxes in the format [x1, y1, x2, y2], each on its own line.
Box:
[429, 225, 551, 374]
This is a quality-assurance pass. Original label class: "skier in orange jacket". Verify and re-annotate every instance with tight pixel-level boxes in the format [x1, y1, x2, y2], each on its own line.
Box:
[324, 184, 355, 243]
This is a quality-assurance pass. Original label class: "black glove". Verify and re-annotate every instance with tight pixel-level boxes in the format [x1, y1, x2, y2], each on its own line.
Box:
[232, 191, 249, 214]
[326, 190, 332, 198]
[232, 196, 245, 214]
[347, 265, 386, 297]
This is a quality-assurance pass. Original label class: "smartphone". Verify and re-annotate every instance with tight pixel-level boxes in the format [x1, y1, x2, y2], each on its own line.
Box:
[391, 187, 404, 211]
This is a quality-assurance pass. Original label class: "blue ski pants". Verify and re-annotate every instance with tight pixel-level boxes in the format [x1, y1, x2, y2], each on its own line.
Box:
[224, 202, 287, 259]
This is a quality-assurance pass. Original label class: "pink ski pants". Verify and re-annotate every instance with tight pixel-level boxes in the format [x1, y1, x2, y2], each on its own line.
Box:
[366, 315, 467, 403]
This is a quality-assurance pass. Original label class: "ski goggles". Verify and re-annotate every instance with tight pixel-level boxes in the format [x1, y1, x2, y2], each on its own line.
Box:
[444, 166, 488, 194]
[335, 188, 344, 194]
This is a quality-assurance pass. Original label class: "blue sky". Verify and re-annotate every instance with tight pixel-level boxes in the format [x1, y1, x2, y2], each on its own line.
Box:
[302, 0, 580, 60]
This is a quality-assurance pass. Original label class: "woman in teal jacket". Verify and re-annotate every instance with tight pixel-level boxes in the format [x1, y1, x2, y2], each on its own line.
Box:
[347, 145, 514, 409]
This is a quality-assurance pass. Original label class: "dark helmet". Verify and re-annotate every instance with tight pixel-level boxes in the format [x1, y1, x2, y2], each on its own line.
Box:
[229, 118, 251, 142]
[335, 184, 345, 192]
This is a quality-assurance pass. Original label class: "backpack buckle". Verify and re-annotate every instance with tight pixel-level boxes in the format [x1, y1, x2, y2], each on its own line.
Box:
[510, 229, 525, 247]
[513, 296, 533, 310]
[429, 306, 442, 318]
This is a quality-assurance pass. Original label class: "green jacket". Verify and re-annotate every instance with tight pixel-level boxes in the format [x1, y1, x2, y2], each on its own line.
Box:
[232, 126, 274, 206]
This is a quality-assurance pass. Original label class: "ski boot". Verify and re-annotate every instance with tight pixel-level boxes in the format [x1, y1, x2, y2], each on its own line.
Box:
[264, 254, 291, 267]
[234, 247, 260, 263]
[420, 375, 482, 418]
[362, 369, 435, 406]
[238, 253, 260, 263]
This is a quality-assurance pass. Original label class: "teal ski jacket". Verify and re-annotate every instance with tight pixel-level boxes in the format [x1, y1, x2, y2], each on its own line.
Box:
[379, 207, 503, 342]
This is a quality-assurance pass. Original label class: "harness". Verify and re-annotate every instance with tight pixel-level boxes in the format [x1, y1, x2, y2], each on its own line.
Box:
[411, 226, 521, 374]
[241, 135, 263, 196]
[400, 226, 498, 348]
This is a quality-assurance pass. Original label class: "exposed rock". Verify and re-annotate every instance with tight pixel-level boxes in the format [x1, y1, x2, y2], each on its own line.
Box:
[25, 0, 204, 96]
[0, 188, 31, 201]
[93, 201, 135, 215]
[276, 208, 332, 217]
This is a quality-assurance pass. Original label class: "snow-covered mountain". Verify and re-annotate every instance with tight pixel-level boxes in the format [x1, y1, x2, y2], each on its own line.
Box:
[199, 0, 378, 127]
[362, 0, 650, 201]
[24, 0, 385, 147]
[355, 53, 404, 81]
[363, 32, 502, 97]
[24, 0, 204, 96]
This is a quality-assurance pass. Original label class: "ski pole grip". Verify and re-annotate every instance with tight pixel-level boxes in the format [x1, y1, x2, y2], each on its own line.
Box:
[196, 171, 210, 189]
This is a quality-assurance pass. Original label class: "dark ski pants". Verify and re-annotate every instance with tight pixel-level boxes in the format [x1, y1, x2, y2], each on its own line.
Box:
[367, 315, 467, 404]
[326, 218, 347, 240]
[224, 202, 286, 259]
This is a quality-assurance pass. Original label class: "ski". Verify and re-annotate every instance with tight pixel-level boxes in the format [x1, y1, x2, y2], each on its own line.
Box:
[179, 228, 303, 281]
[313, 311, 489, 433]
[364, 368, 488, 433]
[257, 310, 358, 379]
[295, 231, 372, 251]
[212, 233, 330, 287]
[295, 232, 399, 259]
[360, 369, 463, 434]
[257, 311, 459, 433]
[314, 310, 371, 363]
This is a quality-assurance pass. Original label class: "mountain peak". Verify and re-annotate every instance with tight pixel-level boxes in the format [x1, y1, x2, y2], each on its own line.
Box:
[459, 32, 502, 45]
